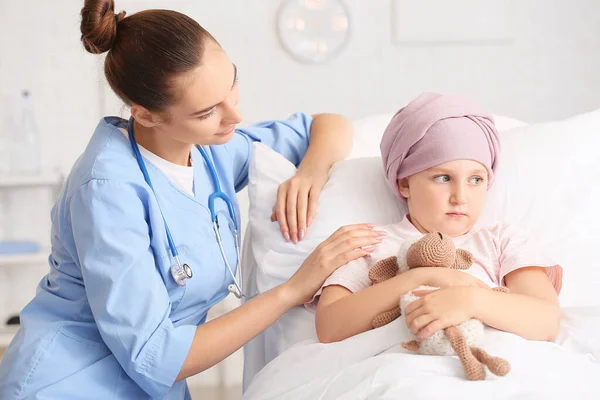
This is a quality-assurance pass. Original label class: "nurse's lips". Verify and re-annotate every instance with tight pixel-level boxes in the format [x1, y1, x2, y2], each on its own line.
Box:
[216, 125, 235, 136]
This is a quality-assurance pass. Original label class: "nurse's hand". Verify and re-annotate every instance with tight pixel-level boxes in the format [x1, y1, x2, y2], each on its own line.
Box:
[271, 168, 329, 244]
[281, 224, 386, 306]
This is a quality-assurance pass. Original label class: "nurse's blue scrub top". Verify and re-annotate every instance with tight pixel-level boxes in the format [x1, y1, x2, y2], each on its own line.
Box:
[0, 113, 312, 399]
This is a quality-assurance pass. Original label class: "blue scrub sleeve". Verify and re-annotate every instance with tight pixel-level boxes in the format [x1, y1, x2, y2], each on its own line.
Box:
[226, 112, 312, 191]
[70, 179, 196, 398]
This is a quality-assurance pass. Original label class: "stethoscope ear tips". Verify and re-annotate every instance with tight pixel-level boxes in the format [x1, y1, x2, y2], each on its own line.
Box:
[228, 283, 243, 299]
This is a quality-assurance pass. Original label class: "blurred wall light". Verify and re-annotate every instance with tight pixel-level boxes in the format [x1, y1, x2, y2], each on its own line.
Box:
[276, 0, 351, 64]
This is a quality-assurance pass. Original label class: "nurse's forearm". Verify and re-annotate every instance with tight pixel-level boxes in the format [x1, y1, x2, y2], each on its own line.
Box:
[175, 286, 295, 381]
[298, 114, 353, 174]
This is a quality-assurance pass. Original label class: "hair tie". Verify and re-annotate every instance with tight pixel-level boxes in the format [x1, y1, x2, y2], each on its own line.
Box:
[111, 13, 120, 47]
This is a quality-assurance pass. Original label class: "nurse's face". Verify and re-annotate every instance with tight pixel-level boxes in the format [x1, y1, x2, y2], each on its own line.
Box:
[398, 159, 488, 237]
[161, 41, 243, 145]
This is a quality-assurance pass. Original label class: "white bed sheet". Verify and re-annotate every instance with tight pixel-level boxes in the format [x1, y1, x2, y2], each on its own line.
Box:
[241, 228, 319, 390]
[243, 306, 600, 399]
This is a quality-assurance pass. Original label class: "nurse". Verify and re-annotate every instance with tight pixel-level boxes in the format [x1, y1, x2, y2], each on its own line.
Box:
[0, 1, 383, 399]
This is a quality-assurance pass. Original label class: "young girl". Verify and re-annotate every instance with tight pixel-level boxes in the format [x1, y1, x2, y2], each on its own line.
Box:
[311, 92, 563, 344]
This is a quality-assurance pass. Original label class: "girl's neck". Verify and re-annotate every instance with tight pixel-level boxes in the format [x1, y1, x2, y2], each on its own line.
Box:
[407, 214, 428, 234]
[406, 214, 474, 238]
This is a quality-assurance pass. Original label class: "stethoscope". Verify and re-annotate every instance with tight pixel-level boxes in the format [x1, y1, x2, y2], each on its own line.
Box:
[126, 117, 248, 298]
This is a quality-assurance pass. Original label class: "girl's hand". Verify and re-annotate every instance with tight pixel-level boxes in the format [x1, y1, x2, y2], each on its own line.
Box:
[280, 224, 386, 306]
[271, 168, 329, 243]
[404, 286, 483, 340]
[412, 267, 490, 289]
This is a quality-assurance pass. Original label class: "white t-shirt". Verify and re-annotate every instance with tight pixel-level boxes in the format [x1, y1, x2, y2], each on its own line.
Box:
[119, 127, 194, 196]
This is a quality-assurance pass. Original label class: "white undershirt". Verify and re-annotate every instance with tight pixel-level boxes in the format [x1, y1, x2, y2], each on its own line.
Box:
[119, 127, 194, 196]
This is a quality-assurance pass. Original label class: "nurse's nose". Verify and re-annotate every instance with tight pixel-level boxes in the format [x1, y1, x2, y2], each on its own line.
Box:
[221, 93, 243, 125]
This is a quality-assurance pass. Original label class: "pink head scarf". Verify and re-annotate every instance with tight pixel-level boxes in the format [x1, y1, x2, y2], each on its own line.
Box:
[380, 92, 500, 199]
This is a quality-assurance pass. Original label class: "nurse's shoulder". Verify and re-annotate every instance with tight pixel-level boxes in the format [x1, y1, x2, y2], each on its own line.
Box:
[63, 118, 146, 195]
[51, 118, 151, 231]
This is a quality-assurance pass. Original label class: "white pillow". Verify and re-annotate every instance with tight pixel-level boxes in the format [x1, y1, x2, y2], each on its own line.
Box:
[246, 146, 406, 367]
[246, 110, 600, 363]
[248, 148, 405, 295]
[478, 110, 600, 307]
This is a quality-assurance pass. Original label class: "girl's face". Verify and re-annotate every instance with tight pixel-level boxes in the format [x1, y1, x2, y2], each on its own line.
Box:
[153, 41, 244, 146]
[398, 159, 489, 237]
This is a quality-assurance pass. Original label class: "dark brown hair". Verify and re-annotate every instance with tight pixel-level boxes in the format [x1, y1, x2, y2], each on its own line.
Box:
[80, 0, 216, 111]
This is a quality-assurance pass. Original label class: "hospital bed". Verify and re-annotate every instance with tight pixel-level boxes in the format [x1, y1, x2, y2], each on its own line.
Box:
[240, 112, 600, 399]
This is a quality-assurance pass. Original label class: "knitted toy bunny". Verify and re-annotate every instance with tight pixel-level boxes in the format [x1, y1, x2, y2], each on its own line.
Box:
[368, 232, 511, 380]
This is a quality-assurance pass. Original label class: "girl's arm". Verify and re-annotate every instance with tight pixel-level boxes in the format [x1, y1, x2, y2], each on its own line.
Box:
[475, 267, 560, 340]
[406, 267, 560, 342]
[316, 269, 421, 343]
[316, 267, 490, 343]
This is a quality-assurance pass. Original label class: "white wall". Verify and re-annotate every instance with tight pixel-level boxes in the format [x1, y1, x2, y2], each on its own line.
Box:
[101, 0, 600, 125]
[1, 0, 599, 390]
[0, 0, 103, 342]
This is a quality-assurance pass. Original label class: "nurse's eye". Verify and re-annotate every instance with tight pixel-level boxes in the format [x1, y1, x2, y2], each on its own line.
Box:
[433, 175, 450, 183]
[198, 108, 216, 120]
[231, 63, 239, 88]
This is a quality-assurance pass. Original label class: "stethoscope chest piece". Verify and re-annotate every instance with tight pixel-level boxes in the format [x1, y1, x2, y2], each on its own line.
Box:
[171, 263, 193, 287]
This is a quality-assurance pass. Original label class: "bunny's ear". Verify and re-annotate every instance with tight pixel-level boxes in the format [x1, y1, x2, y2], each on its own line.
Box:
[452, 249, 473, 270]
[397, 237, 421, 273]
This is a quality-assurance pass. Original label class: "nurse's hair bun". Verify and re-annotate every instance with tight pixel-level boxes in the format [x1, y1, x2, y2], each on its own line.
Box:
[80, 0, 126, 54]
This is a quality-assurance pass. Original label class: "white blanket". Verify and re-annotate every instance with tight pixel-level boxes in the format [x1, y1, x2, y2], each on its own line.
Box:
[244, 306, 600, 400]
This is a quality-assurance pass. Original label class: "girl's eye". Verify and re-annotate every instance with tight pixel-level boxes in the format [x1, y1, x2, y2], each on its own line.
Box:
[434, 175, 450, 183]
[470, 176, 484, 185]
[198, 108, 216, 120]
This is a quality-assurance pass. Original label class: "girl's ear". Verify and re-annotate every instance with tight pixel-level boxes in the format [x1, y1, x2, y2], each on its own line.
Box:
[397, 178, 410, 199]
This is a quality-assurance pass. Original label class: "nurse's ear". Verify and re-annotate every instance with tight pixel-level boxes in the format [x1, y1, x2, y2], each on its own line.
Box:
[131, 104, 166, 128]
[397, 178, 410, 199]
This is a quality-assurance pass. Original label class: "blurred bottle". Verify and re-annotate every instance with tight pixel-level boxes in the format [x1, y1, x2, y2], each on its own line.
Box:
[0, 104, 12, 176]
[10, 91, 41, 175]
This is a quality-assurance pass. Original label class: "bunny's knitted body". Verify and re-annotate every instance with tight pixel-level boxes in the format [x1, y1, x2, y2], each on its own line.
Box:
[369, 233, 510, 380]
